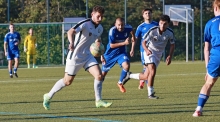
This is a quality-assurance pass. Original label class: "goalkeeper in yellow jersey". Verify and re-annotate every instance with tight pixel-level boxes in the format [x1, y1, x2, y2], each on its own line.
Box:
[24, 28, 38, 68]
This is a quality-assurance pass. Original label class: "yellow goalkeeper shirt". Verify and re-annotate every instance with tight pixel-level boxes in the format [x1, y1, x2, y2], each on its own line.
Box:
[24, 35, 37, 55]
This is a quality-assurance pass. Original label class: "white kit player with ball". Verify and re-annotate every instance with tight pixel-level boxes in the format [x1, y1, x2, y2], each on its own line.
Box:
[43, 5, 112, 110]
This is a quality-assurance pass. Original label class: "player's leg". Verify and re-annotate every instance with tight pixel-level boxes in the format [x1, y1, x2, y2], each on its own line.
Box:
[27, 54, 30, 68]
[145, 63, 158, 99]
[32, 54, 38, 68]
[13, 57, 19, 78]
[139, 51, 147, 89]
[8, 60, 13, 78]
[86, 57, 112, 108]
[117, 54, 130, 93]
[193, 52, 220, 117]
[43, 73, 75, 110]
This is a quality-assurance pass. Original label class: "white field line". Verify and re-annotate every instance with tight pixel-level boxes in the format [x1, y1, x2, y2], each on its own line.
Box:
[0, 72, 205, 83]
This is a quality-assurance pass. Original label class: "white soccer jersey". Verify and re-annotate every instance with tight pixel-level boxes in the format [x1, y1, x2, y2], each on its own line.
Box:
[143, 26, 175, 56]
[66, 19, 103, 65]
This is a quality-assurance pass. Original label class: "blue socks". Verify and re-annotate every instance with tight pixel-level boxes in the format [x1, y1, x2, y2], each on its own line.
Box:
[119, 69, 128, 84]
[197, 94, 209, 108]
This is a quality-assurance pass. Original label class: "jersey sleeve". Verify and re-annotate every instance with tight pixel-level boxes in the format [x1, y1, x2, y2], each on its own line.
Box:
[109, 28, 115, 44]
[135, 26, 141, 38]
[204, 21, 211, 43]
[17, 33, 21, 41]
[4, 34, 8, 43]
[72, 19, 89, 34]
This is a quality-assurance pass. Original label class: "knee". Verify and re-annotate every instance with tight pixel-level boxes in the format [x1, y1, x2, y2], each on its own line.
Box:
[205, 81, 215, 87]
[95, 74, 103, 81]
[63, 78, 73, 86]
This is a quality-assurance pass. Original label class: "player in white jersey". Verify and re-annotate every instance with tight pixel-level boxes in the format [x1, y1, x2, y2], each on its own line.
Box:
[135, 8, 158, 89]
[43, 5, 112, 110]
[124, 15, 175, 99]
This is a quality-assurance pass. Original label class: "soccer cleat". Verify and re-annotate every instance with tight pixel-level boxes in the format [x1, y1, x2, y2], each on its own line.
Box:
[117, 83, 126, 93]
[43, 93, 51, 110]
[138, 80, 145, 89]
[192, 110, 202, 117]
[96, 100, 112, 108]
[10, 74, 13, 78]
[14, 73, 18, 78]
[122, 72, 131, 85]
[148, 92, 159, 99]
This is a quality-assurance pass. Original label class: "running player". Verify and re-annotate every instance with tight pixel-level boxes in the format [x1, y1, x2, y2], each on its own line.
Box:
[43, 5, 112, 110]
[4, 23, 21, 78]
[124, 15, 175, 99]
[102, 17, 136, 93]
[135, 8, 158, 89]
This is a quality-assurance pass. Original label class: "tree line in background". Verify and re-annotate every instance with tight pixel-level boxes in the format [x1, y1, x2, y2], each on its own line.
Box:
[0, 0, 214, 65]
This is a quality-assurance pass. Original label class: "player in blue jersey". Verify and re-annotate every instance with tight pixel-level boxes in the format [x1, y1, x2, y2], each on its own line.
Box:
[135, 8, 158, 89]
[193, 0, 220, 117]
[102, 17, 136, 93]
[4, 23, 21, 78]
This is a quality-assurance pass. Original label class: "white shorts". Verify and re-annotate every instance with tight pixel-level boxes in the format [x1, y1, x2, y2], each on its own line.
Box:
[143, 51, 162, 68]
[65, 51, 98, 76]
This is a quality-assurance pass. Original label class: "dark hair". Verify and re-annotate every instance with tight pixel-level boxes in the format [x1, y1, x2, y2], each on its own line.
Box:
[142, 8, 152, 14]
[160, 15, 170, 23]
[115, 17, 125, 23]
[92, 5, 105, 14]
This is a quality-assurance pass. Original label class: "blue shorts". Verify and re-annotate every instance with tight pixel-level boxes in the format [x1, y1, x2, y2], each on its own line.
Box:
[102, 53, 129, 72]
[7, 50, 20, 60]
[207, 48, 220, 78]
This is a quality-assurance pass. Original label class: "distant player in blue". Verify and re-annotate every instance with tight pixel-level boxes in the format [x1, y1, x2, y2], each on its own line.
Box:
[193, 0, 220, 117]
[102, 17, 136, 93]
[4, 23, 21, 78]
[135, 8, 158, 89]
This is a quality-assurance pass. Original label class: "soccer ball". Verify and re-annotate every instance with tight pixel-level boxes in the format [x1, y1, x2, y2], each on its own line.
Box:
[90, 42, 105, 57]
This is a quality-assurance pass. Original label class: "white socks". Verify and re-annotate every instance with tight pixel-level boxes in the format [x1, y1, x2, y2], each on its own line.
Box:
[129, 73, 140, 80]
[94, 79, 102, 101]
[147, 86, 154, 96]
[48, 78, 66, 99]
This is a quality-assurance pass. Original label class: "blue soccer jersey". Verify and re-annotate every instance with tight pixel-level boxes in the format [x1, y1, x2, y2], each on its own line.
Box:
[104, 24, 133, 57]
[4, 32, 21, 60]
[135, 21, 158, 52]
[204, 15, 220, 77]
[4, 32, 21, 53]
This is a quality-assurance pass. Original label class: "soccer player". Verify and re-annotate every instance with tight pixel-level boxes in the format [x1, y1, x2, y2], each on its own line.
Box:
[124, 15, 175, 99]
[43, 5, 112, 110]
[102, 17, 136, 93]
[4, 23, 21, 78]
[193, 0, 220, 117]
[135, 8, 158, 89]
[24, 28, 38, 68]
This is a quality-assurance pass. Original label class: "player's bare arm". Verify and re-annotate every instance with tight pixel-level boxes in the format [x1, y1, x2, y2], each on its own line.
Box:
[110, 37, 130, 48]
[204, 42, 210, 68]
[130, 30, 136, 57]
[67, 28, 76, 51]
[4, 42, 7, 56]
[166, 43, 175, 65]
[142, 39, 151, 55]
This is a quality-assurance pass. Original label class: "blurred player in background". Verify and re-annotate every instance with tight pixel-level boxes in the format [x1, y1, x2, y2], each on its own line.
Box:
[4, 23, 21, 78]
[24, 28, 38, 68]
[43, 5, 112, 110]
[0, 47, 4, 66]
[124, 15, 175, 99]
[193, 0, 220, 117]
[135, 8, 158, 89]
[102, 17, 136, 93]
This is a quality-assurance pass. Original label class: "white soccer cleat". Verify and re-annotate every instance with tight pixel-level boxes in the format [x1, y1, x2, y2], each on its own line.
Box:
[192, 110, 202, 117]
